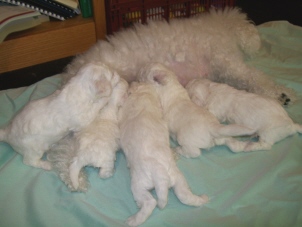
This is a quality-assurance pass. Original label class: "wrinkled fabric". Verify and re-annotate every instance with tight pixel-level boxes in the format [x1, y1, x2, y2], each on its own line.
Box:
[0, 22, 302, 227]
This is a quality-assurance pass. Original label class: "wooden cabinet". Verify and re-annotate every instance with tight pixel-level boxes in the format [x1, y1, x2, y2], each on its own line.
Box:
[0, 0, 106, 74]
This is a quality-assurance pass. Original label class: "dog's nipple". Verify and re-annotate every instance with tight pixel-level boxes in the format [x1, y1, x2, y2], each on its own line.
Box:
[175, 52, 185, 62]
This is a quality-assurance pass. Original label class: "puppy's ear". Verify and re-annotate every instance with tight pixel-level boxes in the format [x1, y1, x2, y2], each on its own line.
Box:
[94, 77, 112, 98]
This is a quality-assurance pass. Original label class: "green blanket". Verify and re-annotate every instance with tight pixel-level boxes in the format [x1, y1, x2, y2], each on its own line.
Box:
[0, 21, 301, 227]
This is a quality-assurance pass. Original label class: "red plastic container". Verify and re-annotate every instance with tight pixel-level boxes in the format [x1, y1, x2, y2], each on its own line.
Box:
[105, 0, 235, 34]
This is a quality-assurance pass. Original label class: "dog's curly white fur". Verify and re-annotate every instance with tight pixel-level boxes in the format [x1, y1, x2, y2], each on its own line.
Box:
[48, 78, 128, 191]
[64, 7, 294, 105]
[186, 78, 302, 151]
[0, 63, 119, 170]
[119, 82, 208, 226]
[139, 63, 256, 157]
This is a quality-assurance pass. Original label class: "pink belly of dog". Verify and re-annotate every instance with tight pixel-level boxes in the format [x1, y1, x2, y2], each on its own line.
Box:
[167, 60, 210, 86]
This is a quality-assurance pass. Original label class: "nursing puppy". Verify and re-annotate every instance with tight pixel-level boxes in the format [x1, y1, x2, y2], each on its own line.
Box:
[64, 7, 294, 105]
[186, 78, 302, 151]
[0, 63, 119, 170]
[139, 63, 255, 157]
[48, 79, 128, 191]
[47, 133, 90, 192]
[119, 82, 208, 226]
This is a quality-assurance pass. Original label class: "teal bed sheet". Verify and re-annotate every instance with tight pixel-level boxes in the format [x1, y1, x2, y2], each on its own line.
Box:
[0, 21, 302, 227]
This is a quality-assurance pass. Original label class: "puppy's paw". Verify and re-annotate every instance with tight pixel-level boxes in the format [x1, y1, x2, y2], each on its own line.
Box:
[23, 159, 52, 171]
[99, 168, 114, 179]
[243, 141, 254, 152]
[243, 141, 272, 152]
[126, 216, 141, 227]
[194, 194, 209, 207]
[173, 146, 201, 158]
[278, 93, 291, 106]
[157, 198, 168, 210]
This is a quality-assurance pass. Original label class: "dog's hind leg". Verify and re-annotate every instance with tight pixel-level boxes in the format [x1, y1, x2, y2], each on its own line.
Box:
[69, 158, 83, 190]
[127, 186, 157, 227]
[99, 160, 115, 179]
[151, 162, 170, 209]
[244, 140, 272, 152]
[215, 137, 249, 153]
[173, 169, 209, 207]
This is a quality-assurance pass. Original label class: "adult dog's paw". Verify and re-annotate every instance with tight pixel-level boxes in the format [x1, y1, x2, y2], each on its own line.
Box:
[278, 93, 291, 106]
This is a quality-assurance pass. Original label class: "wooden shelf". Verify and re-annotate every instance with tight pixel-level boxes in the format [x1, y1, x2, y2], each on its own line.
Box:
[0, 0, 106, 74]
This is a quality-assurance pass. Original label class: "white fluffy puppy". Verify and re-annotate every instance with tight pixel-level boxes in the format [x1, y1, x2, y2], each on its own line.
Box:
[139, 63, 256, 157]
[48, 78, 128, 191]
[119, 82, 208, 227]
[65, 7, 294, 105]
[186, 78, 302, 151]
[68, 78, 128, 189]
[0, 63, 119, 170]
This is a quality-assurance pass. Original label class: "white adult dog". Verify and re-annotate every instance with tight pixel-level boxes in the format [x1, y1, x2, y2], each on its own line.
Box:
[186, 78, 302, 151]
[48, 78, 128, 191]
[64, 7, 294, 106]
[119, 82, 208, 226]
[139, 63, 256, 157]
[0, 63, 119, 170]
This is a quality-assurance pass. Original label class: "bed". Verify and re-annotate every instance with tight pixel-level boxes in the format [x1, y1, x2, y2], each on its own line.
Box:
[0, 21, 301, 227]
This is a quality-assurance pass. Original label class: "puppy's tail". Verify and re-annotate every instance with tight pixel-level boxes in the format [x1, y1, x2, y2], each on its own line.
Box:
[173, 167, 209, 207]
[47, 135, 89, 192]
[214, 124, 256, 138]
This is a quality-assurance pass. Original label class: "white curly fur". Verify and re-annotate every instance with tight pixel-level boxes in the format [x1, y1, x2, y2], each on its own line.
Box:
[186, 78, 302, 151]
[64, 7, 295, 105]
[119, 82, 208, 227]
[0, 63, 119, 170]
[139, 63, 256, 157]
[48, 78, 128, 191]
